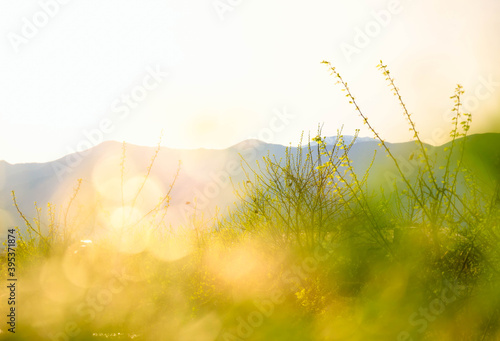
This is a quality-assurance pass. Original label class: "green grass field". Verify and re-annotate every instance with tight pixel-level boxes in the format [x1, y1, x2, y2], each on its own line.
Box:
[2, 63, 500, 341]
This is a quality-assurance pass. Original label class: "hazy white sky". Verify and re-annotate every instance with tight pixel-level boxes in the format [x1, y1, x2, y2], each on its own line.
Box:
[1, 0, 499, 163]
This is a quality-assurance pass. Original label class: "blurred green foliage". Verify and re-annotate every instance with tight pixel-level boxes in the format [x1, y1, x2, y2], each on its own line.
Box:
[1, 63, 500, 340]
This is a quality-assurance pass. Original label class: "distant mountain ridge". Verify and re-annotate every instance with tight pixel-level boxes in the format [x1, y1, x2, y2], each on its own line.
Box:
[1, 133, 499, 238]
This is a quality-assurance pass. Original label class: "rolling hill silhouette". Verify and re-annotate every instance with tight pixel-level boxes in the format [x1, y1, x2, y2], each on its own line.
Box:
[1, 133, 498, 239]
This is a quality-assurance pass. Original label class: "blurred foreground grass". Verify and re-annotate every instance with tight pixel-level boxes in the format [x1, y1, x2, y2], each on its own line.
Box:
[1, 63, 500, 340]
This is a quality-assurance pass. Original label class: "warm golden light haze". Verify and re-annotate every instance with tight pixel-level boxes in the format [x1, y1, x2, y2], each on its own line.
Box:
[2, 1, 500, 339]
[1, 0, 499, 163]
